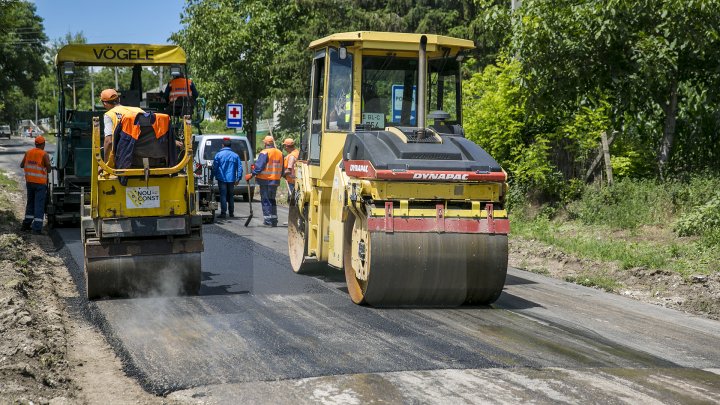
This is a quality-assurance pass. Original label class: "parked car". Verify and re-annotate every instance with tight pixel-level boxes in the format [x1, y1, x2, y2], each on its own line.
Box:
[193, 134, 255, 201]
[0, 125, 11, 139]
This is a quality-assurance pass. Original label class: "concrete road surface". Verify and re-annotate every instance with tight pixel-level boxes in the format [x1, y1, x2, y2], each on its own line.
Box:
[1, 137, 719, 404]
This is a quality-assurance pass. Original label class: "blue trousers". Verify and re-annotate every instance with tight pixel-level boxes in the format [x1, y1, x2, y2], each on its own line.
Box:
[259, 184, 278, 225]
[218, 181, 235, 215]
[24, 183, 47, 232]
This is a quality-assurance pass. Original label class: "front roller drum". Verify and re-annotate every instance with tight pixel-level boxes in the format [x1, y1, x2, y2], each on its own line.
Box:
[288, 204, 324, 274]
[85, 253, 201, 299]
[343, 214, 508, 307]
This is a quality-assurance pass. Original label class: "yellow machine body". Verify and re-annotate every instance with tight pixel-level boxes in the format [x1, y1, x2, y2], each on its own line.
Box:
[82, 117, 203, 299]
[288, 32, 510, 306]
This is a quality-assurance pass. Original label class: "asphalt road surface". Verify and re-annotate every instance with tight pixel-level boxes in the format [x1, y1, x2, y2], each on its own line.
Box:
[2, 136, 720, 404]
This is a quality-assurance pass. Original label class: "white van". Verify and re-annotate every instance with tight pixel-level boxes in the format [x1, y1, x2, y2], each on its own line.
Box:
[0, 125, 11, 139]
[193, 134, 255, 201]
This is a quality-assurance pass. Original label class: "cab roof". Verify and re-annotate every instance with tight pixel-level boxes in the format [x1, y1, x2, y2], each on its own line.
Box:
[55, 44, 186, 66]
[309, 31, 474, 55]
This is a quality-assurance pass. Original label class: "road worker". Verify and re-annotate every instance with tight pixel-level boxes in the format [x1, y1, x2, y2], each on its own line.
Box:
[100, 88, 144, 164]
[282, 138, 299, 200]
[213, 137, 243, 219]
[164, 70, 198, 114]
[20, 136, 52, 234]
[245, 135, 283, 227]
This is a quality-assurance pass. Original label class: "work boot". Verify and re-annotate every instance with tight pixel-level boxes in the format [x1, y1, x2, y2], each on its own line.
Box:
[218, 213, 226, 219]
[31, 229, 42, 235]
[229, 213, 235, 218]
[21, 224, 30, 231]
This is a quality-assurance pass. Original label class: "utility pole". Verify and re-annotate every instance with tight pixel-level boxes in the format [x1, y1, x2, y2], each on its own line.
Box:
[159, 66, 163, 89]
[511, 0, 521, 11]
[73, 81, 77, 110]
[114, 67, 119, 89]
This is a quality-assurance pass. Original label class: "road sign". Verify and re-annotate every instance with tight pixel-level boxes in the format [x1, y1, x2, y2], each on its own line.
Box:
[226, 103, 243, 129]
[391, 85, 416, 125]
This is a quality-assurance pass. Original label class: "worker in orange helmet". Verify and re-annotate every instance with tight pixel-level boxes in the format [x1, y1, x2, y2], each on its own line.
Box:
[20, 136, 52, 234]
[245, 135, 283, 227]
[282, 138, 299, 201]
[100, 88, 144, 163]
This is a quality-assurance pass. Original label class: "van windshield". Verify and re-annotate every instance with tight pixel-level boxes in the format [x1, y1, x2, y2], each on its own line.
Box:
[203, 139, 250, 161]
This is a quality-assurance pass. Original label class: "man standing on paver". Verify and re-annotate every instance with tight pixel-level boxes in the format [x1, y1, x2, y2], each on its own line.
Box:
[20, 136, 52, 234]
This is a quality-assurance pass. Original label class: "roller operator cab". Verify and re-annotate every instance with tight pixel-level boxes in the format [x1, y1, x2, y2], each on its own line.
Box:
[288, 32, 510, 306]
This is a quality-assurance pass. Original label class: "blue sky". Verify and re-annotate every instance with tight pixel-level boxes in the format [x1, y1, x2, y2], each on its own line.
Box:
[33, 0, 187, 44]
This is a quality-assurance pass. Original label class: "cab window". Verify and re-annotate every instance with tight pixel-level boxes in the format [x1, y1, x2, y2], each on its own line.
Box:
[325, 47, 353, 131]
[203, 139, 249, 161]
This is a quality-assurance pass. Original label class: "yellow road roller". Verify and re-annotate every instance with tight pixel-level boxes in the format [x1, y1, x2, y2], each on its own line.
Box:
[81, 115, 202, 299]
[288, 32, 509, 306]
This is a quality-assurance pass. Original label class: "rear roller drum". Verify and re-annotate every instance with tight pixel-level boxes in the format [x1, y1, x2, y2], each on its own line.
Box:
[343, 212, 508, 307]
[85, 252, 201, 299]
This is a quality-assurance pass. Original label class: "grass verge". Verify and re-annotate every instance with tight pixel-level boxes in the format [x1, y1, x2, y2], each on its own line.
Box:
[512, 217, 719, 278]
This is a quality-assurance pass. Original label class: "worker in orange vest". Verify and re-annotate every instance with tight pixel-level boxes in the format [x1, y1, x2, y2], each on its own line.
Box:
[163, 70, 198, 113]
[245, 136, 283, 227]
[20, 136, 52, 234]
[282, 138, 299, 200]
[100, 88, 144, 163]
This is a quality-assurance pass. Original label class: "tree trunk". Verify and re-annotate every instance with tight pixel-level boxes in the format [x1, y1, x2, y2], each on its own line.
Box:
[658, 79, 678, 181]
[246, 101, 256, 154]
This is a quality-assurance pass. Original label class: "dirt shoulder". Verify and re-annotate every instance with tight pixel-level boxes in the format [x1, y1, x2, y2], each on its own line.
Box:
[0, 178, 168, 404]
[509, 236, 720, 321]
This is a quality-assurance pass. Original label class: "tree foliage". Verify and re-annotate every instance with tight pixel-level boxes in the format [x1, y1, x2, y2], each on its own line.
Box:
[0, 0, 47, 125]
[508, 0, 720, 181]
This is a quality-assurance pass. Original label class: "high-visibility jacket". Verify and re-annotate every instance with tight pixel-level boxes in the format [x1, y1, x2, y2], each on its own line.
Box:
[105, 105, 144, 134]
[283, 148, 299, 184]
[114, 112, 174, 185]
[342, 92, 351, 125]
[23, 148, 49, 184]
[168, 77, 194, 102]
[256, 148, 283, 181]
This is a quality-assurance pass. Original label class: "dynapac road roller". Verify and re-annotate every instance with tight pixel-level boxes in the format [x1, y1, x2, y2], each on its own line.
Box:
[81, 115, 202, 299]
[288, 32, 509, 306]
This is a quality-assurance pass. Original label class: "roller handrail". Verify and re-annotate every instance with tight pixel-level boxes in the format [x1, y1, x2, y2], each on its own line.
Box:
[91, 116, 193, 177]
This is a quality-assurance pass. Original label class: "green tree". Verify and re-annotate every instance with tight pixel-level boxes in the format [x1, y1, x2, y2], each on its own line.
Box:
[0, 0, 47, 125]
[510, 0, 720, 179]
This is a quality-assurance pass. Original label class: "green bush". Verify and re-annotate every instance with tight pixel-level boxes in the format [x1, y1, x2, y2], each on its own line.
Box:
[566, 179, 674, 229]
[674, 193, 720, 237]
[200, 119, 236, 135]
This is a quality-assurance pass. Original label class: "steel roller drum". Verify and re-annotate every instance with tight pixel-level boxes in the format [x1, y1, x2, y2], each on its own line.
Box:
[344, 215, 508, 307]
[85, 253, 201, 299]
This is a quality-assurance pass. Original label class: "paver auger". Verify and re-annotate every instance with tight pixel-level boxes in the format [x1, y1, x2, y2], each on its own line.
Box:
[81, 116, 203, 299]
[288, 32, 509, 306]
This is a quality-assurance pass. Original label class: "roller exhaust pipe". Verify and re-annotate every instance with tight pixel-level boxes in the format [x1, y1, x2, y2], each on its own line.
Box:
[417, 35, 427, 139]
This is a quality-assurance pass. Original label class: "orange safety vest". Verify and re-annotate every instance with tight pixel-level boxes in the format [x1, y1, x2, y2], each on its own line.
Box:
[23, 148, 48, 184]
[283, 148, 299, 184]
[105, 105, 144, 134]
[257, 148, 283, 181]
[118, 112, 170, 141]
[168, 77, 194, 102]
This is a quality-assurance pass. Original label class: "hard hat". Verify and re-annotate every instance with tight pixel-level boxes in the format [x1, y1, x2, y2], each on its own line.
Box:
[100, 88, 119, 102]
[34, 135, 45, 145]
[282, 138, 295, 146]
[263, 135, 275, 144]
[222, 137, 232, 145]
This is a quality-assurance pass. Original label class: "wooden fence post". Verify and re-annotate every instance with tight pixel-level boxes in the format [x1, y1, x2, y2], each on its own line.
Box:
[601, 131, 613, 185]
